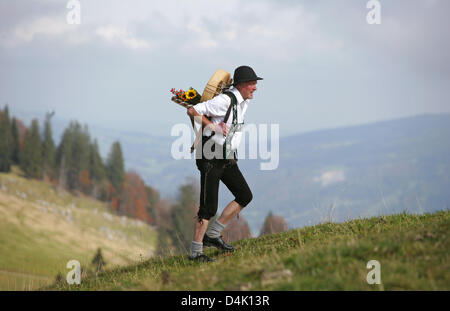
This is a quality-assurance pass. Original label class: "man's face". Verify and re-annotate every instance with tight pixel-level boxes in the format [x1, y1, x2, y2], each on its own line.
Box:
[238, 81, 258, 100]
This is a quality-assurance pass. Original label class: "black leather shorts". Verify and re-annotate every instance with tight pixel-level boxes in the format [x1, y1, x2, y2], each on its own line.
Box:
[195, 158, 253, 221]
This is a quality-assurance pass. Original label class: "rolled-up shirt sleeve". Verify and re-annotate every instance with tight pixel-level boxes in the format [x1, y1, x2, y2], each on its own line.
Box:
[193, 94, 230, 118]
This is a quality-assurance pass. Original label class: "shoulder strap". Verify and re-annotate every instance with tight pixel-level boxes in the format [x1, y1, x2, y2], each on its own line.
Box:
[190, 92, 237, 154]
[223, 91, 237, 124]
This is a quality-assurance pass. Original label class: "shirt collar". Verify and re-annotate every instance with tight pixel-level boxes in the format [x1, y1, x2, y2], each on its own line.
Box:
[229, 86, 245, 104]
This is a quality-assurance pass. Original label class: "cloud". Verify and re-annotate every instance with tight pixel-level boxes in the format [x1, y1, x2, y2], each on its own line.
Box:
[174, 0, 342, 60]
[185, 23, 218, 49]
[314, 0, 450, 79]
[1, 0, 448, 68]
[314, 170, 346, 187]
[0, 0, 342, 59]
[0, 1, 152, 50]
[2, 15, 70, 47]
[2, 0, 449, 137]
[95, 25, 150, 50]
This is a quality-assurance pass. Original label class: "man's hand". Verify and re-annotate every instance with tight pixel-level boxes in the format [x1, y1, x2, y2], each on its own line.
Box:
[208, 122, 229, 136]
[188, 108, 229, 136]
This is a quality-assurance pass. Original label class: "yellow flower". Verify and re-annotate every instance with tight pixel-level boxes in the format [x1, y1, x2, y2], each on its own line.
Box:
[185, 89, 197, 100]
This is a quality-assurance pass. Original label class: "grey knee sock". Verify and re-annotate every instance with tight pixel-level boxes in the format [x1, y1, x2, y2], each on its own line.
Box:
[206, 219, 225, 238]
[190, 241, 203, 258]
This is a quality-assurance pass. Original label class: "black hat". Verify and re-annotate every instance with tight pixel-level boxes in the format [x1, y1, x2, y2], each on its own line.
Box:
[233, 65, 263, 86]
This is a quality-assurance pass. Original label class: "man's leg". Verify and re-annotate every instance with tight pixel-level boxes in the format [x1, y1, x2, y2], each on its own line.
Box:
[190, 159, 221, 261]
[190, 219, 210, 260]
[205, 201, 242, 240]
[204, 163, 252, 250]
[218, 200, 243, 225]
[218, 162, 253, 226]
[204, 201, 242, 243]
[194, 219, 209, 243]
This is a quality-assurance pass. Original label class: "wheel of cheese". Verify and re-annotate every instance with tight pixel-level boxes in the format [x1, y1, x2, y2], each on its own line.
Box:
[200, 69, 232, 102]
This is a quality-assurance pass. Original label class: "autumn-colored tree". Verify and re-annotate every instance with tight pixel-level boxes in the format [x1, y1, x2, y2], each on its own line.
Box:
[154, 199, 173, 229]
[13, 118, 27, 151]
[223, 215, 252, 243]
[110, 196, 120, 212]
[20, 119, 43, 179]
[117, 172, 154, 224]
[259, 212, 289, 236]
[79, 169, 93, 194]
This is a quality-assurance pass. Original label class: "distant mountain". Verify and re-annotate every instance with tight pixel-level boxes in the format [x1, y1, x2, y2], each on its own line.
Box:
[19, 112, 450, 234]
[238, 113, 450, 232]
[93, 113, 450, 234]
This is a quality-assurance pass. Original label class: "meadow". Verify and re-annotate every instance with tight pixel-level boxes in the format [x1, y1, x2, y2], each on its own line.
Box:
[0, 168, 157, 290]
[48, 210, 449, 290]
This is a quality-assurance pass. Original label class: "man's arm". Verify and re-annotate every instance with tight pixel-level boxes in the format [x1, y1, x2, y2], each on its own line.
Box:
[187, 107, 229, 136]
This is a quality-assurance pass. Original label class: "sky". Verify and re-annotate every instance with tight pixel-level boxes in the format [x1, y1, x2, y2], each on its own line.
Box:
[1, 0, 449, 138]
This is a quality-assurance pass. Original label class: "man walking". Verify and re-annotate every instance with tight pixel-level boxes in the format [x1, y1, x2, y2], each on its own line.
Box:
[187, 65, 263, 262]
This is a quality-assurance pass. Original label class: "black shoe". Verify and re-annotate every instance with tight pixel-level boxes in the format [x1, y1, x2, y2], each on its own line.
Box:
[188, 253, 215, 262]
[203, 235, 234, 252]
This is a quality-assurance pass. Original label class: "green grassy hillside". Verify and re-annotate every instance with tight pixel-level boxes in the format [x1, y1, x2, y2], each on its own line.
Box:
[48, 210, 449, 291]
[0, 168, 157, 290]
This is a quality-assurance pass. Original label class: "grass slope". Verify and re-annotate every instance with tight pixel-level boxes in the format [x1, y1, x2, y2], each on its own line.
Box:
[49, 210, 449, 291]
[0, 168, 157, 290]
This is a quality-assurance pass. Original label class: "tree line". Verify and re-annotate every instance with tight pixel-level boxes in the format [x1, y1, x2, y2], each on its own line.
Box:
[0, 105, 156, 224]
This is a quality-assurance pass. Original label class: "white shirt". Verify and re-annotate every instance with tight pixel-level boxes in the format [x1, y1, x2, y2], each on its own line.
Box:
[193, 86, 249, 150]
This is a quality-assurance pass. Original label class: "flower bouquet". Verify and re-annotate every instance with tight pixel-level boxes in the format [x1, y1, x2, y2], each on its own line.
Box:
[170, 87, 202, 108]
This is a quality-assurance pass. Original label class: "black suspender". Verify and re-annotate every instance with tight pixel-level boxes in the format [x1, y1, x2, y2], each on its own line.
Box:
[206, 91, 237, 138]
[223, 91, 237, 125]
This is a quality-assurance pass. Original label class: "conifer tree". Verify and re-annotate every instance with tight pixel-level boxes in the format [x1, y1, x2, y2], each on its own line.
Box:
[89, 139, 105, 183]
[0, 106, 12, 172]
[88, 139, 105, 197]
[145, 185, 159, 222]
[91, 248, 106, 273]
[106, 141, 125, 193]
[56, 127, 72, 189]
[56, 121, 91, 191]
[11, 118, 21, 165]
[20, 119, 43, 178]
[42, 112, 55, 180]
[71, 123, 91, 191]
